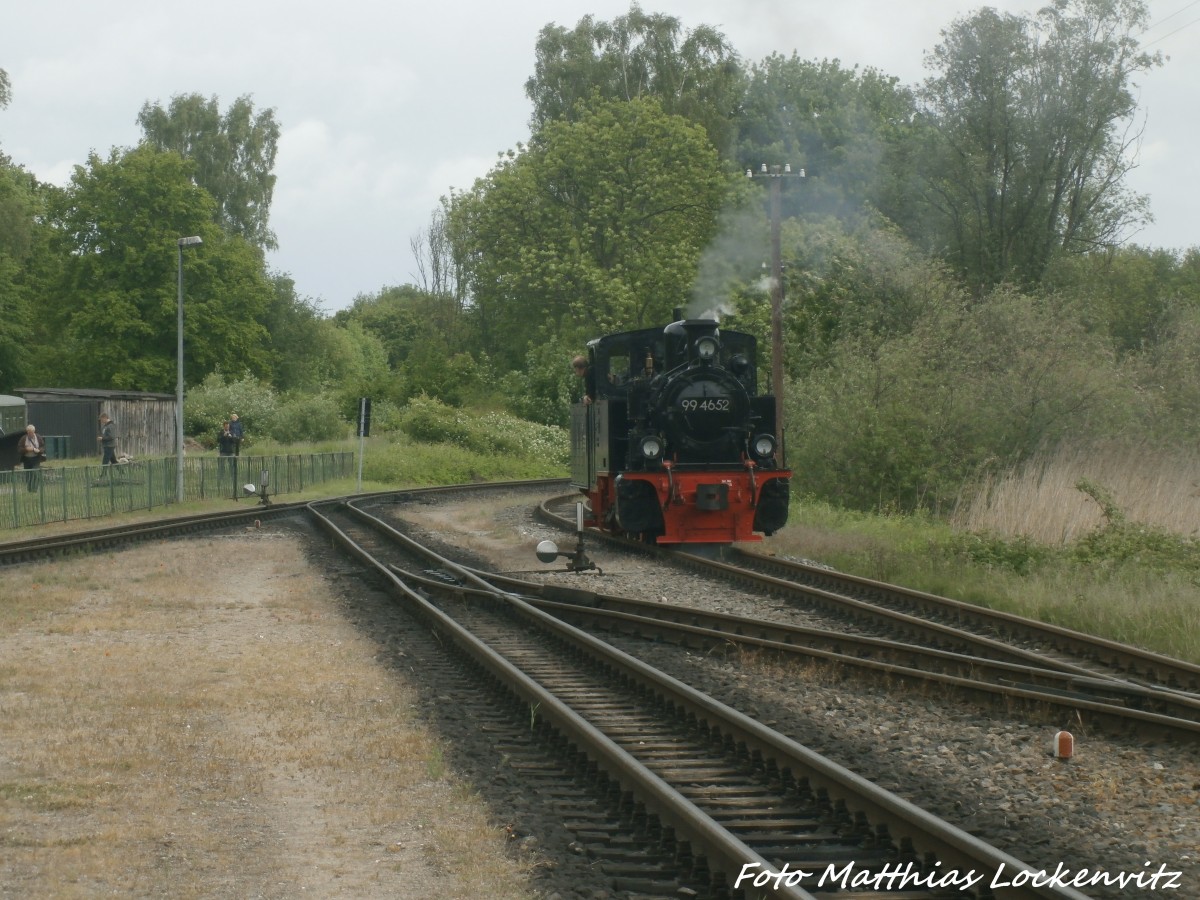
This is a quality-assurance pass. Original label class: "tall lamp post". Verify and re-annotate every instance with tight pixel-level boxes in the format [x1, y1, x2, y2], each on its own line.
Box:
[176, 235, 203, 503]
[746, 163, 804, 447]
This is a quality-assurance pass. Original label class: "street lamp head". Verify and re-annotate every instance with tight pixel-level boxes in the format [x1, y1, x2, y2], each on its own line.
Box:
[177, 235, 203, 248]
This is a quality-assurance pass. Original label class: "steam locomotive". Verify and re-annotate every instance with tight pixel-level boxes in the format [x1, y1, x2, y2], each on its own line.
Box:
[570, 312, 790, 544]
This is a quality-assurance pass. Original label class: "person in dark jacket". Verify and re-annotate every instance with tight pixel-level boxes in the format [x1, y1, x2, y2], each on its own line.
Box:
[572, 355, 595, 405]
[16, 424, 45, 492]
[217, 421, 238, 456]
[98, 413, 118, 466]
[229, 413, 244, 455]
[217, 421, 239, 493]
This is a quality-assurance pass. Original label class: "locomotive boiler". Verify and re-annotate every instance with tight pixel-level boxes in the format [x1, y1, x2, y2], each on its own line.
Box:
[571, 312, 790, 544]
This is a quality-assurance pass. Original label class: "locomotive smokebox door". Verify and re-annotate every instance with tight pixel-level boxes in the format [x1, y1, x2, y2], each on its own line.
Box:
[695, 483, 729, 511]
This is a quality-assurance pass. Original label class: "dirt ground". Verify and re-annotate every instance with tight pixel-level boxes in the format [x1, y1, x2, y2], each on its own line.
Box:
[0, 525, 534, 899]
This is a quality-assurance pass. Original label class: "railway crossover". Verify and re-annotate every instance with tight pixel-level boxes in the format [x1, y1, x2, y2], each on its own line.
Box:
[311, 496, 1096, 899]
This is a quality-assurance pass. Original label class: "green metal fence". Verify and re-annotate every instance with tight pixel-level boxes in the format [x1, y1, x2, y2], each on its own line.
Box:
[0, 452, 354, 529]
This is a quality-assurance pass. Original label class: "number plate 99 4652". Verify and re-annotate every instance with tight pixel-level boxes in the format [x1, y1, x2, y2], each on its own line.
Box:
[680, 398, 730, 411]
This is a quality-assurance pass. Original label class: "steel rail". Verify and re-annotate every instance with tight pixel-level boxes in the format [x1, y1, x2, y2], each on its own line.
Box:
[327, 497, 1094, 900]
[0, 479, 567, 568]
[731, 545, 1200, 695]
[536, 495, 1200, 698]
[309, 499, 811, 900]
[0, 502, 307, 566]
[390, 563, 1200, 740]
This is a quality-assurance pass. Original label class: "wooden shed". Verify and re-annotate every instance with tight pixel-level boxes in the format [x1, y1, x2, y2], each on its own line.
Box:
[17, 388, 176, 460]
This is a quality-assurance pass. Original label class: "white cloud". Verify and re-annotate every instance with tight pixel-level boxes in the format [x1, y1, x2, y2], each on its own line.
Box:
[4, 0, 1197, 309]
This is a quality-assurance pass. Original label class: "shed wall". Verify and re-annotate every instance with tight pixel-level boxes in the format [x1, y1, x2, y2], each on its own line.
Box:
[23, 394, 175, 460]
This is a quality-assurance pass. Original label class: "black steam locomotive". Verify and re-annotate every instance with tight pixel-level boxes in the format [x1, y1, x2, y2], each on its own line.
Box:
[571, 312, 790, 544]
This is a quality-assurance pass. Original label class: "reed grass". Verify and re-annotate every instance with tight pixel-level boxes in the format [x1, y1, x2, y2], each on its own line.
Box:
[771, 443, 1200, 665]
[952, 442, 1200, 542]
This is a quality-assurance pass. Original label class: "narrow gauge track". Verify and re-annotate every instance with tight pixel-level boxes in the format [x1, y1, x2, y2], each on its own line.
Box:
[0, 501, 306, 566]
[403, 565, 1200, 741]
[536, 496, 1200, 700]
[314, 497, 1092, 900]
[0, 479, 567, 569]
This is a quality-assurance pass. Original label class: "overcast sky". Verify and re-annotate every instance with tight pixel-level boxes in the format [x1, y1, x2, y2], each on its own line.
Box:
[3, 0, 1197, 312]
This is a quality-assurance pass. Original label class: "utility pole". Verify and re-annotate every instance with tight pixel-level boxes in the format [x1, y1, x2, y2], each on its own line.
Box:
[746, 164, 804, 446]
[175, 235, 203, 504]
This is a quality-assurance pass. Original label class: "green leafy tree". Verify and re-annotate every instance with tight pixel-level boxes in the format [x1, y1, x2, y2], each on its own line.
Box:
[500, 333, 581, 427]
[319, 320, 393, 407]
[335, 284, 463, 370]
[448, 96, 728, 369]
[0, 153, 37, 387]
[183, 372, 277, 444]
[41, 145, 273, 391]
[137, 93, 280, 251]
[915, 0, 1161, 288]
[1042, 245, 1200, 355]
[1124, 284, 1200, 443]
[526, 5, 744, 156]
[778, 216, 961, 377]
[185, 371, 348, 445]
[400, 343, 489, 408]
[789, 284, 1136, 511]
[410, 202, 470, 348]
[261, 273, 330, 392]
[737, 54, 918, 223]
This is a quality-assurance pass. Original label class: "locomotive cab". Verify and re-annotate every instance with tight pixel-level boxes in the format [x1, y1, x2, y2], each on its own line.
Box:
[570, 312, 790, 545]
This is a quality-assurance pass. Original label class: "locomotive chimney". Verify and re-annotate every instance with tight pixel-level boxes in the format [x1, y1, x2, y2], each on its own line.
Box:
[673, 307, 684, 322]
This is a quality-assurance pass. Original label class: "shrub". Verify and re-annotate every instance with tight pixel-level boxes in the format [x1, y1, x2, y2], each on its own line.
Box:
[185, 373, 278, 449]
[268, 392, 349, 443]
[501, 336, 579, 427]
[946, 531, 1054, 576]
[399, 395, 568, 463]
[364, 437, 565, 485]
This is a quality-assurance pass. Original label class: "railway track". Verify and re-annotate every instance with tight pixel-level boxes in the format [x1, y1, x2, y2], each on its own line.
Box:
[535, 495, 1200, 738]
[0, 480, 567, 569]
[725, 546, 1200, 695]
[5, 481, 1192, 895]
[313, 496, 1094, 899]
[411, 564, 1200, 740]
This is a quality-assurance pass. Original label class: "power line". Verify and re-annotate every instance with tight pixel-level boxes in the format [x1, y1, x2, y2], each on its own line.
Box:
[1145, 0, 1200, 31]
[1140, 0, 1200, 47]
[1141, 14, 1200, 48]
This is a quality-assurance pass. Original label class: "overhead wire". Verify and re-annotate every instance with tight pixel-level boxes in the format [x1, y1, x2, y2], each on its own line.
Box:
[1139, 0, 1200, 47]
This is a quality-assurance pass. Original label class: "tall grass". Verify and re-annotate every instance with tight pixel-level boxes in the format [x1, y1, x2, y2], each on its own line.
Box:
[772, 442, 1200, 664]
[952, 442, 1200, 542]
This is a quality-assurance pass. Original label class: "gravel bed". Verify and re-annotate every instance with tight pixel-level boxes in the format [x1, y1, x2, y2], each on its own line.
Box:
[388, 495, 1200, 898]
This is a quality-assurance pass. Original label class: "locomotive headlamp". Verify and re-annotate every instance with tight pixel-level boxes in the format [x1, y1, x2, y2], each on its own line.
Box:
[640, 435, 664, 460]
[696, 336, 718, 361]
[751, 433, 777, 460]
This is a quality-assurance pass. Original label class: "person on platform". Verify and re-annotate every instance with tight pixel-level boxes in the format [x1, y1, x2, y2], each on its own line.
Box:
[217, 421, 239, 493]
[98, 413, 118, 469]
[229, 413, 244, 455]
[16, 424, 45, 492]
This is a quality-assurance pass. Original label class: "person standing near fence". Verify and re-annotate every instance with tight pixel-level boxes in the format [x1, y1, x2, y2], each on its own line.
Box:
[97, 413, 118, 472]
[229, 413, 244, 455]
[16, 424, 45, 492]
[217, 421, 238, 494]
